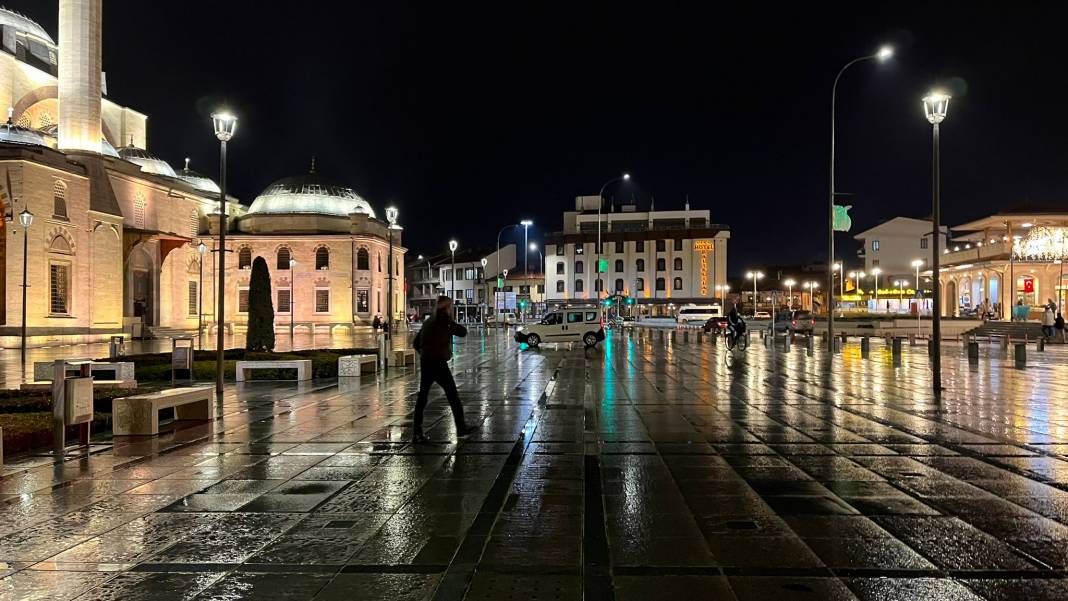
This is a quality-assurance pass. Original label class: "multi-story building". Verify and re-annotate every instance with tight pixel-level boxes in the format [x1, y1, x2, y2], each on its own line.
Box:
[406, 245, 515, 321]
[853, 216, 948, 282]
[544, 196, 729, 316]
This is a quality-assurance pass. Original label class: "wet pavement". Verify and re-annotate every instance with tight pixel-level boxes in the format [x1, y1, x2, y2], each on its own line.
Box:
[2, 329, 1068, 600]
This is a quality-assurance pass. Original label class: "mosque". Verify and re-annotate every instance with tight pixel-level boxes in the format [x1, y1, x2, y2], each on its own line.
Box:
[0, 2, 405, 349]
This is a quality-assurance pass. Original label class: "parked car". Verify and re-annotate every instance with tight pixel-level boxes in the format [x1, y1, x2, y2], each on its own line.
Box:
[772, 310, 815, 335]
[487, 312, 517, 326]
[703, 316, 729, 333]
[515, 309, 606, 347]
[754, 311, 771, 319]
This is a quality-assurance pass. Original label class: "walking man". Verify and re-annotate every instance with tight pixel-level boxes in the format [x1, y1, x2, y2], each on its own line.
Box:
[412, 296, 476, 443]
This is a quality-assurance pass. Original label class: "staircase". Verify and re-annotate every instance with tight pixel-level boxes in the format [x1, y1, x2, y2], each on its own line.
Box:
[965, 321, 1047, 342]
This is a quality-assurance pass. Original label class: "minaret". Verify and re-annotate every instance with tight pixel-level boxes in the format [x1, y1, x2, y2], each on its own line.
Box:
[58, 0, 103, 153]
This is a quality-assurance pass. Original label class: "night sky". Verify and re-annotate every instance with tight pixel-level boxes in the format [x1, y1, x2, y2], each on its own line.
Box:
[7, 1, 1068, 272]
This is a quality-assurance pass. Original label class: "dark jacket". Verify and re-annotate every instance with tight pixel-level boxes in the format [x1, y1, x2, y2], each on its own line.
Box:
[414, 311, 467, 362]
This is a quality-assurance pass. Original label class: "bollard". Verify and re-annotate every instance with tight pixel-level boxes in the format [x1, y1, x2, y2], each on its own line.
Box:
[764, 333, 773, 348]
[967, 341, 979, 363]
[782, 334, 791, 353]
[833, 336, 843, 353]
[908, 333, 916, 346]
[1037, 337, 1045, 352]
[1015, 343, 1027, 368]
[659, 330, 664, 341]
[684, 331, 689, 343]
[670, 330, 676, 343]
[697, 331, 703, 344]
[1000, 335, 1009, 350]
[806, 335, 814, 356]
[861, 337, 870, 358]
[892, 337, 902, 366]
[928, 339, 935, 358]
[840, 332, 848, 347]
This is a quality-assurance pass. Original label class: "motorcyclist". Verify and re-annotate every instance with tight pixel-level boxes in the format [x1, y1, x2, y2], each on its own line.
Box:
[726, 303, 746, 346]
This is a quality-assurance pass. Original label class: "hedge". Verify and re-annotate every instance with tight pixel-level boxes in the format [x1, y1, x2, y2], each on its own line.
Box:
[108, 348, 378, 382]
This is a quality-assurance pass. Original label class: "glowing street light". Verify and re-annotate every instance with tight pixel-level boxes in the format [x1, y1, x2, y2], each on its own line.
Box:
[520, 219, 534, 276]
[803, 281, 820, 311]
[385, 207, 400, 349]
[784, 278, 797, 310]
[597, 173, 632, 299]
[923, 90, 951, 394]
[871, 267, 882, 308]
[449, 239, 458, 314]
[19, 208, 33, 366]
[746, 271, 765, 316]
[210, 110, 237, 395]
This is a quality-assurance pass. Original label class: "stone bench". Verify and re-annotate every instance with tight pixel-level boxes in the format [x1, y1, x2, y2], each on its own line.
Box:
[112, 386, 214, 436]
[391, 349, 416, 367]
[33, 361, 135, 383]
[235, 359, 312, 382]
[339, 354, 377, 377]
[20, 379, 136, 392]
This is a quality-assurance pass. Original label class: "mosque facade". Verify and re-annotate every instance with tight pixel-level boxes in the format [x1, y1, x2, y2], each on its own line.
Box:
[0, 2, 404, 349]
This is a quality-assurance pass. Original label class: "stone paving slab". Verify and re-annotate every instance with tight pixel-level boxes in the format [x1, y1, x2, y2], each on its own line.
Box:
[1, 331, 1068, 599]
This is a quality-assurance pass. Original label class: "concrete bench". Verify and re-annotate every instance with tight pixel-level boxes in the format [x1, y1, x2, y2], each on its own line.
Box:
[20, 379, 136, 392]
[338, 354, 377, 377]
[235, 359, 312, 382]
[33, 361, 135, 383]
[112, 386, 214, 436]
[391, 349, 416, 367]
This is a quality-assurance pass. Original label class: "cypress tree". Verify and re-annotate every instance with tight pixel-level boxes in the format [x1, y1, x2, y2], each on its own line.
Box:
[246, 256, 275, 352]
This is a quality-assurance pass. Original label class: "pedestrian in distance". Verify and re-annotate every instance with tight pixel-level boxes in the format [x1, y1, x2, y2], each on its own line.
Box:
[372, 314, 381, 333]
[411, 296, 477, 443]
[1055, 311, 1065, 343]
[1042, 304, 1056, 340]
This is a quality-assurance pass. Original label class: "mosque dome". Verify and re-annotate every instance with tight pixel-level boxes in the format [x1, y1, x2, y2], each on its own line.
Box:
[0, 8, 54, 44]
[37, 124, 120, 156]
[175, 158, 221, 194]
[119, 144, 177, 178]
[0, 118, 46, 146]
[247, 167, 376, 219]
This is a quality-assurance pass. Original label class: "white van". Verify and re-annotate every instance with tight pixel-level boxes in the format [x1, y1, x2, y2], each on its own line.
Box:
[515, 309, 606, 347]
[675, 304, 722, 323]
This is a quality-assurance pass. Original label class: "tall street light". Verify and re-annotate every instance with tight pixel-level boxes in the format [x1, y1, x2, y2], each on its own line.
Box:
[449, 239, 458, 318]
[597, 173, 630, 300]
[828, 45, 894, 345]
[496, 223, 520, 302]
[386, 206, 399, 344]
[520, 219, 533, 276]
[480, 257, 489, 325]
[871, 267, 882, 310]
[211, 111, 237, 395]
[746, 271, 764, 315]
[804, 281, 820, 311]
[924, 91, 950, 394]
[529, 243, 543, 273]
[288, 258, 297, 345]
[198, 242, 207, 350]
[784, 278, 796, 310]
[834, 262, 844, 311]
[18, 208, 33, 367]
[912, 259, 924, 335]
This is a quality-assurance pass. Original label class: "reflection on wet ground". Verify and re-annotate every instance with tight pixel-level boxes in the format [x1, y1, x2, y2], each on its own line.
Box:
[2, 330, 1068, 599]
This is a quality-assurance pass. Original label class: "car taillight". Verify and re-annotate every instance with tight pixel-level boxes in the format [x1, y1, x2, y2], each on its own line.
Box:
[791, 320, 797, 326]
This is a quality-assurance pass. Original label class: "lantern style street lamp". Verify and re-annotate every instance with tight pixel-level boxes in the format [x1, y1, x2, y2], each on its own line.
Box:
[198, 242, 207, 350]
[449, 239, 458, 318]
[871, 267, 882, 309]
[923, 91, 950, 394]
[386, 206, 399, 345]
[480, 257, 489, 325]
[19, 208, 33, 367]
[211, 111, 237, 395]
[784, 279, 796, 310]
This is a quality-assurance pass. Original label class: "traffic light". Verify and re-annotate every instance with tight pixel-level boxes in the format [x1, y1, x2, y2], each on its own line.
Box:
[626, 297, 635, 305]
[597, 259, 609, 273]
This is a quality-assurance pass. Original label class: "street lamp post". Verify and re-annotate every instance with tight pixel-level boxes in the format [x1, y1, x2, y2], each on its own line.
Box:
[804, 281, 820, 311]
[834, 263, 844, 312]
[211, 111, 237, 395]
[924, 91, 950, 394]
[784, 279, 796, 310]
[597, 173, 630, 302]
[18, 209, 33, 367]
[496, 223, 521, 307]
[449, 239, 458, 319]
[520, 219, 533, 276]
[828, 46, 894, 345]
[746, 271, 764, 316]
[871, 267, 882, 311]
[480, 257, 488, 325]
[912, 259, 924, 335]
[198, 242, 207, 350]
[289, 258, 297, 344]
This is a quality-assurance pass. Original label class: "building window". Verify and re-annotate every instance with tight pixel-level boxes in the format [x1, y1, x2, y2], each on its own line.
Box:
[465, 268, 476, 280]
[189, 210, 199, 237]
[520, 285, 530, 294]
[315, 289, 330, 313]
[656, 240, 665, 252]
[238, 246, 252, 269]
[636, 259, 645, 272]
[53, 180, 68, 219]
[674, 257, 683, 271]
[656, 277, 666, 291]
[455, 268, 463, 281]
[614, 241, 624, 253]
[674, 239, 683, 251]
[238, 288, 250, 313]
[277, 289, 291, 313]
[537, 284, 545, 293]
[673, 277, 683, 290]
[187, 281, 197, 316]
[378, 253, 382, 272]
[277, 247, 291, 270]
[575, 260, 584, 274]
[133, 192, 146, 229]
[575, 279, 584, 293]
[49, 263, 71, 315]
[636, 277, 645, 291]
[636, 240, 645, 252]
[357, 248, 370, 270]
[556, 281, 565, 293]
[315, 247, 329, 270]
[555, 245, 564, 256]
[594, 279, 603, 292]
[656, 258, 666, 271]
[872, 240, 880, 252]
[921, 238, 929, 249]
[614, 259, 624, 273]
[556, 262, 565, 275]
[615, 279, 624, 292]
[356, 288, 370, 314]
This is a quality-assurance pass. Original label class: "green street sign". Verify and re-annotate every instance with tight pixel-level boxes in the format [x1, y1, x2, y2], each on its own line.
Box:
[597, 259, 609, 273]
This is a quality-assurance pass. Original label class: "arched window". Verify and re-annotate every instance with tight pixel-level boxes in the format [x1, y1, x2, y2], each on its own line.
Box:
[614, 259, 624, 273]
[575, 279, 584, 293]
[556, 262, 565, 275]
[575, 260, 584, 274]
[636, 259, 645, 272]
[656, 258, 666, 271]
[49, 236, 72, 315]
[673, 277, 683, 290]
[357, 248, 370, 270]
[656, 277, 666, 291]
[50, 235, 72, 254]
[556, 280, 565, 293]
[238, 246, 252, 269]
[53, 180, 67, 219]
[315, 246, 329, 270]
[674, 258, 683, 271]
[614, 279, 624, 292]
[378, 253, 382, 272]
[636, 277, 645, 291]
[277, 247, 291, 270]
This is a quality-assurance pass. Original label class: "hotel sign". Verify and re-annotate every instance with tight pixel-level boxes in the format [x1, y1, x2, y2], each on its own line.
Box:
[695, 240, 714, 295]
[694, 240, 715, 252]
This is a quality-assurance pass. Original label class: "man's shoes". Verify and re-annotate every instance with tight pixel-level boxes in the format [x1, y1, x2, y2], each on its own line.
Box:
[412, 432, 429, 444]
[456, 424, 478, 439]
